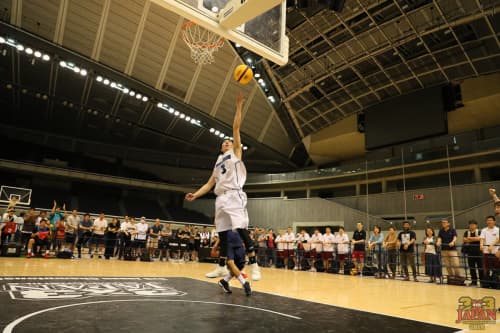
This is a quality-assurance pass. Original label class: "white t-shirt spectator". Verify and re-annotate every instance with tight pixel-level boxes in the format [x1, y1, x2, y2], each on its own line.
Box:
[323, 233, 335, 252]
[296, 232, 310, 243]
[310, 233, 323, 252]
[66, 215, 80, 234]
[275, 235, 285, 251]
[136, 222, 149, 240]
[283, 232, 296, 250]
[480, 226, 499, 254]
[335, 233, 349, 254]
[93, 218, 108, 235]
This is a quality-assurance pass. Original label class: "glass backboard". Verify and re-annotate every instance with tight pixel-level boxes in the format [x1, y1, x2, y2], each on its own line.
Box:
[151, 0, 289, 65]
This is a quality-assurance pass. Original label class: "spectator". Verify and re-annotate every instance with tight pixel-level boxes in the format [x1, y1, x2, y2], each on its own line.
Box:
[423, 227, 441, 283]
[2, 202, 17, 222]
[177, 225, 191, 261]
[91, 213, 108, 259]
[200, 226, 210, 247]
[65, 210, 80, 255]
[283, 227, 296, 269]
[397, 221, 417, 282]
[383, 226, 398, 279]
[27, 219, 51, 258]
[1, 209, 17, 246]
[119, 217, 137, 260]
[21, 208, 37, 250]
[265, 228, 276, 267]
[49, 201, 66, 250]
[256, 228, 268, 267]
[351, 222, 366, 276]
[275, 230, 285, 268]
[36, 211, 47, 225]
[54, 218, 66, 253]
[296, 228, 311, 270]
[148, 219, 163, 259]
[479, 215, 499, 288]
[192, 227, 201, 261]
[437, 219, 461, 278]
[104, 218, 120, 259]
[368, 225, 384, 278]
[462, 220, 483, 286]
[76, 213, 93, 259]
[322, 227, 335, 272]
[334, 226, 349, 274]
[135, 217, 149, 258]
[309, 228, 323, 271]
[159, 223, 172, 261]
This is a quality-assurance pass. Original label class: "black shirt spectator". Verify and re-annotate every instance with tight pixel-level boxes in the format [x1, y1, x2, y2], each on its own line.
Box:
[438, 227, 457, 251]
[352, 230, 366, 251]
[398, 229, 416, 252]
[462, 230, 481, 256]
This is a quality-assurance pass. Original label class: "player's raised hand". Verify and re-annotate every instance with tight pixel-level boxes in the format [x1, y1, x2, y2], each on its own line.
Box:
[489, 188, 496, 196]
[185, 193, 196, 202]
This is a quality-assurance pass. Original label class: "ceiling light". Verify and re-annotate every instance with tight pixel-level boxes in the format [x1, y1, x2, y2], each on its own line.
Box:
[104, 114, 110, 119]
[16, 44, 24, 51]
[103, 79, 110, 85]
[73, 67, 80, 73]
[157, 102, 163, 108]
[254, 73, 261, 78]
[35, 93, 41, 98]
[246, 57, 252, 63]
[110, 82, 117, 88]
[80, 69, 87, 76]
[243, 146, 248, 150]
[42, 54, 50, 61]
[96, 76, 103, 82]
[115, 118, 120, 123]
[87, 108, 92, 113]
[129, 90, 135, 96]
[210, 128, 215, 133]
[219, 133, 225, 138]
[123, 88, 129, 94]
[142, 96, 148, 102]
[59, 61, 67, 68]
[235, 43, 241, 48]
[168, 107, 174, 113]
[136, 93, 142, 99]
[211, 6, 219, 12]
[25, 48, 33, 55]
[174, 111, 180, 116]
[93, 110, 98, 115]
[6, 84, 12, 89]
[180, 113, 185, 119]
[0, 37, 5, 44]
[215, 130, 220, 135]
[190, 119, 196, 124]
[21, 89, 27, 94]
[34, 51, 42, 58]
[185, 116, 191, 121]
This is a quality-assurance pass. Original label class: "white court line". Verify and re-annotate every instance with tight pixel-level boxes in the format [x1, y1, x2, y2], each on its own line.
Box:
[3, 298, 301, 333]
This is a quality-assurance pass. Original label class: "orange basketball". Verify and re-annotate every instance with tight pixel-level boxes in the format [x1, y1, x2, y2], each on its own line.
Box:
[234, 64, 253, 85]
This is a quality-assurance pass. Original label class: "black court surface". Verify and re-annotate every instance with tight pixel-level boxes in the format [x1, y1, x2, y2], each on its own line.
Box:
[0, 277, 458, 333]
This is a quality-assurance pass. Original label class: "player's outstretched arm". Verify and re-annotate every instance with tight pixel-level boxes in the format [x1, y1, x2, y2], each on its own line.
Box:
[489, 188, 499, 202]
[185, 173, 216, 202]
[233, 93, 244, 160]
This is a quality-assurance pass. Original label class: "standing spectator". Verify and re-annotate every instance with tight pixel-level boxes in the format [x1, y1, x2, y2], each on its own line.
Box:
[36, 211, 47, 225]
[296, 228, 310, 270]
[76, 214, 93, 259]
[351, 222, 366, 276]
[148, 219, 163, 259]
[119, 217, 137, 259]
[200, 226, 211, 247]
[135, 217, 149, 258]
[334, 227, 349, 274]
[462, 220, 483, 286]
[54, 218, 66, 253]
[383, 226, 398, 279]
[104, 218, 120, 259]
[368, 225, 384, 278]
[265, 228, 276, 267]
[275, 230, 285, 268]
[49, 201, 66, 250]
[192, 227, 201, 261]
[27, 219, 51, 258]
[1, 209, 17, 246]
[256, 228, 267, 267]
[322, 227, 335, 272]
[21, 208, 37, 251]
[423, 227, 441, 283]
[479, 215, 499, 288]
[309, 228, 323, 271]
[283, 227, 296, 269]
[178, 225, 191, 261]
[91, 213, 108, 259]
[397, 221, 417, 281]
[65, 210, 80, 255]
[437, 219, 461, 278]
[159, 223, 172, 261]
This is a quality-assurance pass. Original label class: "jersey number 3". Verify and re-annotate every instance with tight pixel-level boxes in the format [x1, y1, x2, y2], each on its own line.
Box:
[220, 164, 227, 174]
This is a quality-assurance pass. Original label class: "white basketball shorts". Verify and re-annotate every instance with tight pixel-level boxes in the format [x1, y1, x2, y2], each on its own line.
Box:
[215, 190, 249, 232]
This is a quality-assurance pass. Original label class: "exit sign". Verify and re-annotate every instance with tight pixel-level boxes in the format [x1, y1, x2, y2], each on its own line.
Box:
[413, 194, 425, 200]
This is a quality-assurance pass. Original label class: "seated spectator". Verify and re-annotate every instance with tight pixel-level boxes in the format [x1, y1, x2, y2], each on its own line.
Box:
[351, 222, 366, 276]
[76, 213, 94, 259]
[322, 227, 335, 272]
[423, 227, 441, 283]
[27, 219, 51, 258]
[104, 218, 120, 259]
[437, 219, 461, 278]
[383, 226, 398, 279]
[335, 227, 349, 274]
[91, 213, 108, 259]
[135, 217, 149, 258]
[149, 219, 163, 259]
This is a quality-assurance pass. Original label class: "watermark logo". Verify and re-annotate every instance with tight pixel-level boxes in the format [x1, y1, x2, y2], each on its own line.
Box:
[456, 296, 496, 330]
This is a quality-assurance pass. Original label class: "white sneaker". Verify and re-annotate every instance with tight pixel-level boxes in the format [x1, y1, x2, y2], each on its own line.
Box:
[251, 263, 261, 281]
[205, 265, 229, 278]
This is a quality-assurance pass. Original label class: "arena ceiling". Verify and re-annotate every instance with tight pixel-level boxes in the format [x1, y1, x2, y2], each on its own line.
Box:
[0, 0, 499, 174]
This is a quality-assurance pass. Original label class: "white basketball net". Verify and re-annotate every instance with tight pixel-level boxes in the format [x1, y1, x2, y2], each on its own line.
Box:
[181, 21, 225, 65]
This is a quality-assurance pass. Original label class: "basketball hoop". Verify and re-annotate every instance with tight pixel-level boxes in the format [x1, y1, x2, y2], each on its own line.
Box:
[181, 21, 224, 65]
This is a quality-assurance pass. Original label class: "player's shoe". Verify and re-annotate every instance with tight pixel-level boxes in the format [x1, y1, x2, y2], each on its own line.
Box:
[218, 279, 232, 293]
[44, 253, 49, 259]
[26, 253, 32, 259]
[251, 263, 261, 281]
[243, 281, 252, 296]
[205, 265, 229, 278]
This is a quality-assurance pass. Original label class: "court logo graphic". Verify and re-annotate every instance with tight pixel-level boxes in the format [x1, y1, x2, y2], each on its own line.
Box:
[4, 279, 187, 300]
[456, 296, 496, 330]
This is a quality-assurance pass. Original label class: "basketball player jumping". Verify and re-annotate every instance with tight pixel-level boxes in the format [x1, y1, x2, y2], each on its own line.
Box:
[185, 92, 261, 282]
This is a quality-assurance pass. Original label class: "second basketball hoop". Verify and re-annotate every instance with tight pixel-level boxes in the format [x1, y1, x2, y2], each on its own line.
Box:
[181, 21, 224, 65]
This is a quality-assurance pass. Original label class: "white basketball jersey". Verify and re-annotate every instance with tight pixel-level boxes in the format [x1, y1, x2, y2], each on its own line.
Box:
[213, 149, 247, 196]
